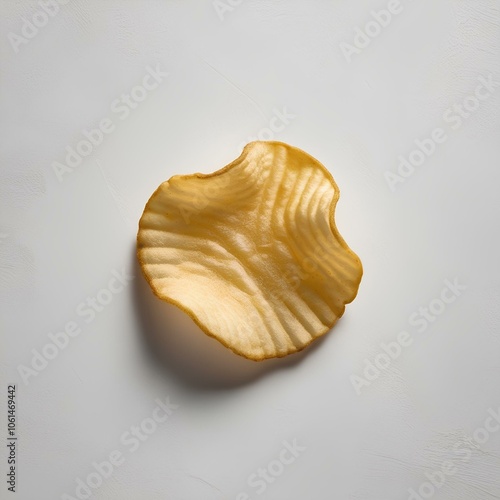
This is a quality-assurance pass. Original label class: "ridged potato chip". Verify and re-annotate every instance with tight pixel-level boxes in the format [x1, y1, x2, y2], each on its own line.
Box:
[137, 141, 362, 360]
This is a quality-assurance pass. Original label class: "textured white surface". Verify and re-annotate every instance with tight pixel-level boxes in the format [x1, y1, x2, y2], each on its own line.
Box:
[1, 1, 500, 499]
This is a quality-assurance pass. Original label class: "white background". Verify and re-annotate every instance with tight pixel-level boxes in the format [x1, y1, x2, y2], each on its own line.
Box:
[1, 1, 500, 499]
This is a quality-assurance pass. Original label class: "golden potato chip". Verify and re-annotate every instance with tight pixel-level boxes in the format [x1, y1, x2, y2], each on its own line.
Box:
[137, 141, 362, 360]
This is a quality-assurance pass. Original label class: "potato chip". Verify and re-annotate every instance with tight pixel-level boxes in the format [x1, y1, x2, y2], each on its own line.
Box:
[137, 141, 362, 360]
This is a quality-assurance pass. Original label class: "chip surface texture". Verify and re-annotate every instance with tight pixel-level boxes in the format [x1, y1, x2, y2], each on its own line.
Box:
[137, 141, 363, 360]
